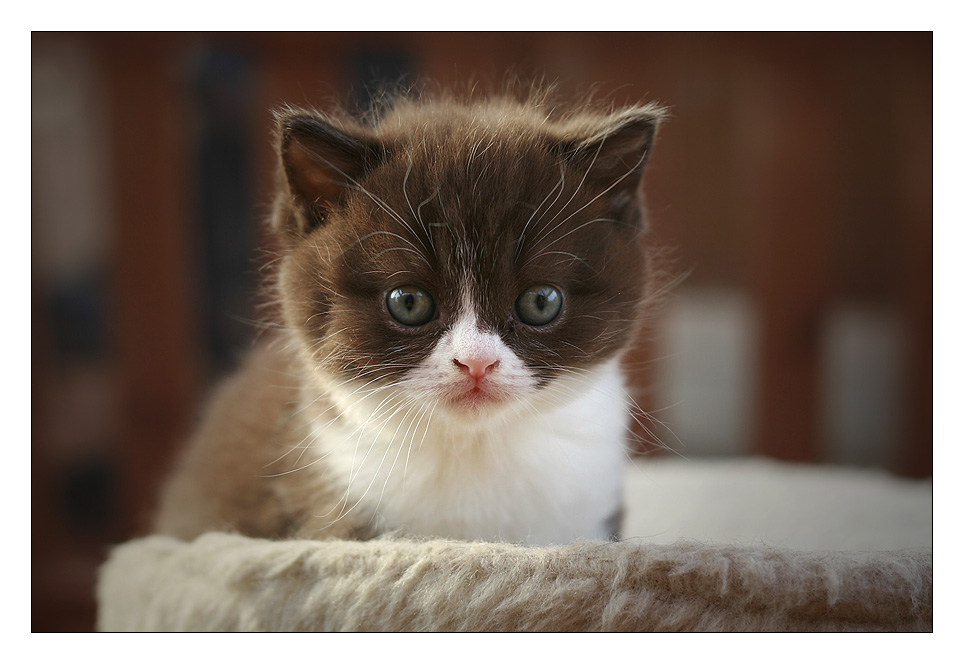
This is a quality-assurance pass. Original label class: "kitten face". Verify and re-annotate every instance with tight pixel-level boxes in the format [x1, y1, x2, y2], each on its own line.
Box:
[274, 96, 663, 420]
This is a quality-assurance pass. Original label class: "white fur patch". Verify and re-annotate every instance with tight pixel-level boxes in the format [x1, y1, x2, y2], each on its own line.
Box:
[310, 332, 629, 545]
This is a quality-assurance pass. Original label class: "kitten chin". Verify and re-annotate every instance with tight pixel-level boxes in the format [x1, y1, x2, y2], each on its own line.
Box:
[154, 87, 666, 546]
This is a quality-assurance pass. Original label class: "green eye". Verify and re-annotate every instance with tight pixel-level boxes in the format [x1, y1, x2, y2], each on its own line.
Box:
[386, 286, 436, 327]
[515, 285, 562, 326]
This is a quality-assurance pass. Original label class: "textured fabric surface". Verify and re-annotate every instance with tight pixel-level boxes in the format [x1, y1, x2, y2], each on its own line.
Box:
[98, 459, 932, 632]
[98, 533, 931, 631]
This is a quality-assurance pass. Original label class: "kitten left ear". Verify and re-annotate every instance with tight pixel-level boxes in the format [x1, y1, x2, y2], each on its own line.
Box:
[556, 104, 666, 228]
[274, 111, 387, 236]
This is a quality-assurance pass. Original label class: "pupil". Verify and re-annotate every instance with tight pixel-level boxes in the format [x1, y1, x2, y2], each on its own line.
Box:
[404, 294, 415, 310]
[535, 293, 546, 310]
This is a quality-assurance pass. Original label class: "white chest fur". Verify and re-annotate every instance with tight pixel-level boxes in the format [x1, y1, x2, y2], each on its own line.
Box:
[309, 359, 629, 545]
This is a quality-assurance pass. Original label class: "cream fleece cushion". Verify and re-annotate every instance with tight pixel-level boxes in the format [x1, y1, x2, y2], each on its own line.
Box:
[97, 458, 932, 631]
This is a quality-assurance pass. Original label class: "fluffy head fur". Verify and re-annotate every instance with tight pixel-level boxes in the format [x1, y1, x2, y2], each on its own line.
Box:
[272, 91, 665, 412]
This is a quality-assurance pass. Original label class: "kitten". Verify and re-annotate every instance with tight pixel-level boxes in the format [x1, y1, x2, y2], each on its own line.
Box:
[154, 88, 666, 546]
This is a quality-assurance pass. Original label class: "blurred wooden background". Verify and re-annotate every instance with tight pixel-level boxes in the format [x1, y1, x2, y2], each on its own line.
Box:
[32, 32, 931, 631]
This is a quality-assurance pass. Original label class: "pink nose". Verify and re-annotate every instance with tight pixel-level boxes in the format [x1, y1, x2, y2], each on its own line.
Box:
[453, 357, 499, 380]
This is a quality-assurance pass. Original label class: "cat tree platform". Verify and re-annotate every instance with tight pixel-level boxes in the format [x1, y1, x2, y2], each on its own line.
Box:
[97, 457, 932, 631]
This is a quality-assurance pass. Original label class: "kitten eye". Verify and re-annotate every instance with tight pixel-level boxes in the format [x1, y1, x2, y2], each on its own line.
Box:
[515, 285, 562, 326]
[386, 286, 436, 327]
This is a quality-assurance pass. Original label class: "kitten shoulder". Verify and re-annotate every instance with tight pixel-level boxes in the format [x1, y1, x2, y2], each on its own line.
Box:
[154, 340, 374, 541]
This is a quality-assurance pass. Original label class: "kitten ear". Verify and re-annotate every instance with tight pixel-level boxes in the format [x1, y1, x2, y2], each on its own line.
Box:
[275, 111, 386, 235]
[556, 104, 666, 228]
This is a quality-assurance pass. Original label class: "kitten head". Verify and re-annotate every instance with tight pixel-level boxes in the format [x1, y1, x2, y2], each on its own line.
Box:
[270, 91, 666, 420]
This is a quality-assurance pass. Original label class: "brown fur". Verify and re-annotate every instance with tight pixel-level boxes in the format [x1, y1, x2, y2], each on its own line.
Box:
[272, 92, 665, 389]
[154, 88, 667, 542]
[154, 342, 374, 540]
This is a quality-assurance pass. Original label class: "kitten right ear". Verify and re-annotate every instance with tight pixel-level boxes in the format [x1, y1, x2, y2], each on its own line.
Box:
[275, 111, 386, 236]
[553, 104, 667, 229]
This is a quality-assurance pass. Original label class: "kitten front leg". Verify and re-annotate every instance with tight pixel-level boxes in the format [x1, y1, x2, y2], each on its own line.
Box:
[605, 503, 624, 541]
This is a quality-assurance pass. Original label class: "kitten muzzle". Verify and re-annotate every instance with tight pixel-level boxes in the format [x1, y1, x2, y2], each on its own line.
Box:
[448, 356, 504, 408]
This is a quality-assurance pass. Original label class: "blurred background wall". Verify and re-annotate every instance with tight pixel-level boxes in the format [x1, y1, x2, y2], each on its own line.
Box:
[31, 32, 932, 630]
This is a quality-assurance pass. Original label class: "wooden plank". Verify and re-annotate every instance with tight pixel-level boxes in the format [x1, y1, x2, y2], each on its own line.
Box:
[891, 36, 933, 479]
[91, 34, 200, 535]
[735, 43, 838, 463]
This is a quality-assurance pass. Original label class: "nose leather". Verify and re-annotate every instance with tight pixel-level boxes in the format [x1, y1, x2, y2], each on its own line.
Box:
[453, 357, 499, 380]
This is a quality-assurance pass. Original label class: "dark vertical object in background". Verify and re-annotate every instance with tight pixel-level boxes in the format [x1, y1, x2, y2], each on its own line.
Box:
[42, 268, 118, 536]
[192, 49, 258, 376]
[45, 269, 110, 359]
[346, 45, 416, 116]
[892, 35, 933, 479]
